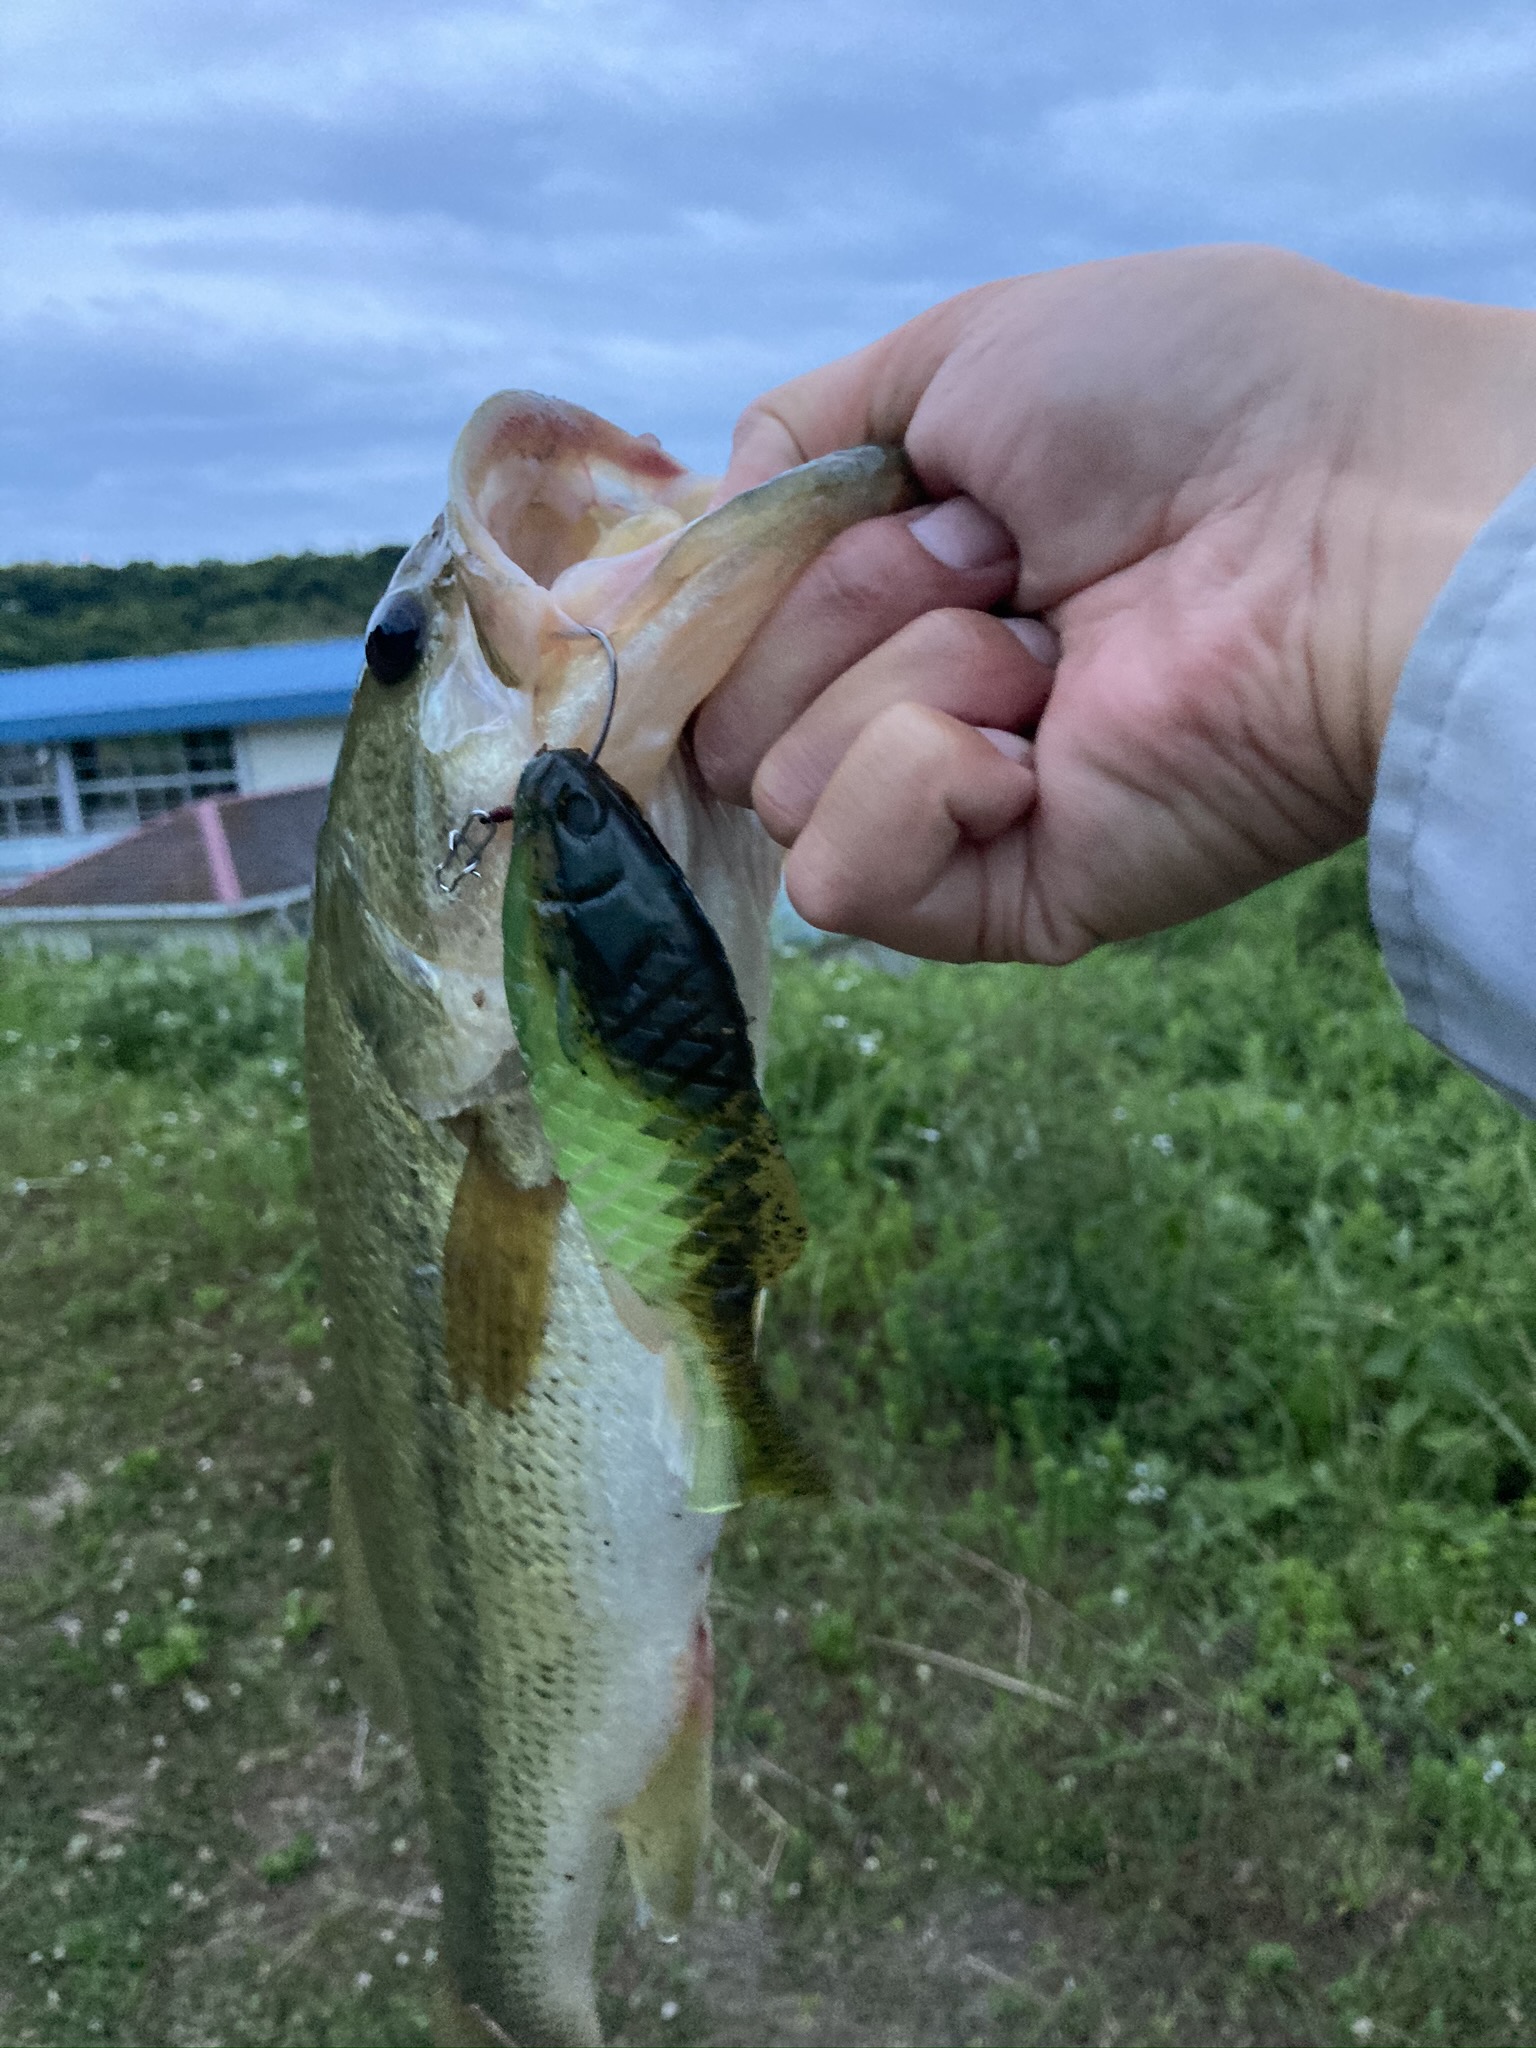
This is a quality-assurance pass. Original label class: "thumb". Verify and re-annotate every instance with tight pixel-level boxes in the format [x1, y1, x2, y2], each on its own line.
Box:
[715, 292, 990, 501]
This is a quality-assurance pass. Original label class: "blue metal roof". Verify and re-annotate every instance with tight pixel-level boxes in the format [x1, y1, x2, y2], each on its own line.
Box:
[0, 638, 362, 744]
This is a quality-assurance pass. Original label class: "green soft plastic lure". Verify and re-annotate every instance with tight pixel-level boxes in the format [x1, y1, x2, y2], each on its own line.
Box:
[503, 745, 817, 1511]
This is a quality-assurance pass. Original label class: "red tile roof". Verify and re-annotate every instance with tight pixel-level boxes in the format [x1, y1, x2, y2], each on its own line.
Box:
[1, 784, 329, 908]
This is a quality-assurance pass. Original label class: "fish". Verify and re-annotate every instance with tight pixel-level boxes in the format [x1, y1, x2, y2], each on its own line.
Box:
[304, 390, 917, 2048]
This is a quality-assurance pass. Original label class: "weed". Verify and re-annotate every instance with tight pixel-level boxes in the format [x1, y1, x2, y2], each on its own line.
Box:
[7, 853, 1536, 2044]
[260, 1832, 320, 1884]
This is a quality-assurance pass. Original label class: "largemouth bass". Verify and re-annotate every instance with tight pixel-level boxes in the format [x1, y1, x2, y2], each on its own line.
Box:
[305, 392, 916, 2047]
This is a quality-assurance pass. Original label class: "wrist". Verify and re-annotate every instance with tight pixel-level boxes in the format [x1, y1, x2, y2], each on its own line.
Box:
[1347, 296, 1536, 770]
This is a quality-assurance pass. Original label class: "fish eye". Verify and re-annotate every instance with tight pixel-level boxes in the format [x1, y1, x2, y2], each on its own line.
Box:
[365, 591, 428, 687]
[556, 786, 605, 839]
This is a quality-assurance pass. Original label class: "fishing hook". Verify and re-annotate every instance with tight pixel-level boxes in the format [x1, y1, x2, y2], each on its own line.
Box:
[433, 625, 620, 894]
[434, 806, 514, 896]
[575, 624, 619, 766]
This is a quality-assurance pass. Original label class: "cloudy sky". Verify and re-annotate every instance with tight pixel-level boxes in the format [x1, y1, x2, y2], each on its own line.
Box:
[5, 0, 1534, 564]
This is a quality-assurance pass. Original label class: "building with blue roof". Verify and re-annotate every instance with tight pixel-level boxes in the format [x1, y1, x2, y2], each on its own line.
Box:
[0, 638, 361, 881]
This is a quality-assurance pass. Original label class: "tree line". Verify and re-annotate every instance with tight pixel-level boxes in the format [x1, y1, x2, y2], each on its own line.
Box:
[0, 549, 408, 670]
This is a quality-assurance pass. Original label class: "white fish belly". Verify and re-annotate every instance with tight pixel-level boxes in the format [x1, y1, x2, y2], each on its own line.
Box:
[454, 1202, 721, 2040]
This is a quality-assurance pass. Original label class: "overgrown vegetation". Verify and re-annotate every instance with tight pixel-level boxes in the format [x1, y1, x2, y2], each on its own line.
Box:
[0, 551, 405, 670]
[5, 848, 1536, 2044]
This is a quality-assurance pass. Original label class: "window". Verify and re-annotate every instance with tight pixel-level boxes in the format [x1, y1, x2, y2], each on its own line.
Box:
[0, 730, 239, 838]
[0, 745, 62, 837]
[70, 729, 238, 828]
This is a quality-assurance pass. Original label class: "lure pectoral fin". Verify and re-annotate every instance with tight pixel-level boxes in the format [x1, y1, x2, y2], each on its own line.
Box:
[503, 747, 821, 1506]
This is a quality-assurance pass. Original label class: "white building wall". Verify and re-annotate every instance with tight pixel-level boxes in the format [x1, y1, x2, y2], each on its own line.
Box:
[236, 718, 346, 792]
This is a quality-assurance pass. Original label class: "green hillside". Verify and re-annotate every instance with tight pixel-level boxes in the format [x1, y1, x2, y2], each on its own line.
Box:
[0, 550, 407, 670]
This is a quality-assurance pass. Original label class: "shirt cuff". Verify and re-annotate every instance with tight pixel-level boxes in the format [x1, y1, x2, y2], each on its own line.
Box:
[1369, 463, 1536, 1116]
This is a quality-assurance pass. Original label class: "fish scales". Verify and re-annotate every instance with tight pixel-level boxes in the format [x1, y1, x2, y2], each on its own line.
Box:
[305, 392, 918, 2045]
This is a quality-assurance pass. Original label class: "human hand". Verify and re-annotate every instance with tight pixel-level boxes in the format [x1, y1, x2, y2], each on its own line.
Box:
[692, 247, 1536, 961]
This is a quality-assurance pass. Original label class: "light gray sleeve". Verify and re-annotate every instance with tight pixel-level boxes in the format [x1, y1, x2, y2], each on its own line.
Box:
[1369, 465, 1536, 1116]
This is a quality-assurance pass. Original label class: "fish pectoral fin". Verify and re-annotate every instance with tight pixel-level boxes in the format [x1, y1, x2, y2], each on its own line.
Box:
[616, 1625, 713, 1937]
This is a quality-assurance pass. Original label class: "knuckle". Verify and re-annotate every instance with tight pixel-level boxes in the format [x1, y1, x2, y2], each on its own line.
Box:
[812, 522, 924, 625]
[891, 605, 1014, 673]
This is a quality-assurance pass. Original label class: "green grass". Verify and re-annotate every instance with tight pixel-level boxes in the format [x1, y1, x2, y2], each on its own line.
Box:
[5, 848, 1536, 2045]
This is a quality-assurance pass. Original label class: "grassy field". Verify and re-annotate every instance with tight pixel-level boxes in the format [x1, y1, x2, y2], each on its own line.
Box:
[5, 848, 1536, 2047]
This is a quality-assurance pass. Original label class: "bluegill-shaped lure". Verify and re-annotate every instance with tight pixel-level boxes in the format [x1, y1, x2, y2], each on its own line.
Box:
[503, 746, 818, 1513]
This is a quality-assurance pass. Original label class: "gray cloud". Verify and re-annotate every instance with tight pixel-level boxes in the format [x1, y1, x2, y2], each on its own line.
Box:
[4, 0, 1532, 561]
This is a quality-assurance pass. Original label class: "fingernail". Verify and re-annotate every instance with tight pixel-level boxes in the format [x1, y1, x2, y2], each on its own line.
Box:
[908, 496, 1014, 571]
[976, 726, 1033, 763]
[1002, 615, 1060, 666]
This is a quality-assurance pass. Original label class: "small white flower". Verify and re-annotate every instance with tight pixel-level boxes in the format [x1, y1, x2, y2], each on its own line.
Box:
[286, 1536, 304, 1554]
[188, 1378, 203, 1394]
[181, 1568, 202, 1591]
[178, 1597, 196, 1613]
[1110, 1586, 1130, 1607]
[28, 1951, 42, 1965]
[98, 1842, 125, 1862]
[429, 1884, 443, 1905]
[1401, 1662, 1416, 1676]
[1112, 1105, 1128, 1122]
[228, 1681, 243, 1698]
[196, 1457, 214, 1474]
[1151, 1133, 1175, 1157]
[391, 1836, 409, 1855]
[831, 1782, 848, 1801]
[144, 1756, 162, 1781]
[54, 1614, 83, 1647]
[1334, 1752, 1352, 1775]
[863, 1855, 880, 1871]
[317, 1536, 334, 1560]
[1351, 2021, 1375, 2042]
[917, 1126, 941, 1143]
[187, 1888, 207, 1907]
[773, 1605, 790, 1624]
[785, 1881, 802, 1897]
[46, 1989, 61, 2011]
[423, 1947, 437, 1965]
[103, 1627, 121, 1646]
[167, 1881, 185, 1899]
[196, 1846, 214, 1863]
[152, 1733, 166, 1749]
[109, 1683, 127, 1702]
[183, 1689, 210, 1713]
[855, 1032, 881, 1057]
[395, 1951, 410, 1967]
[1485, 1759, 1507, 1784]
[69, 1159, 88, 1175]
[296, 1384, 314, 1407]
[660, 2001, 679, 2022]
[1516, 1612, 1528, 1628]
[354, 1971, 373, 1990]
[916, 1662, 933, 1684]
[12, 1179, 28, 1196]
[114, 1609, 130, 1627]
[65, 1832, 91, 1860]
